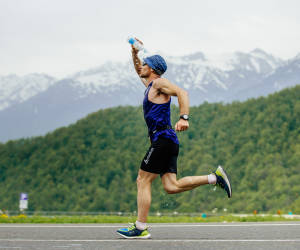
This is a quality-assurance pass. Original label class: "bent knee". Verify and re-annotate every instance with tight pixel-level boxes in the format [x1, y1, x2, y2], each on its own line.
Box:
[163, 185, 178, 194]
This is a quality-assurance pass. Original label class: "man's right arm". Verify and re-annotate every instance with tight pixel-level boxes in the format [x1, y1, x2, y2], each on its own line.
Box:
[131, 46, 147, 87]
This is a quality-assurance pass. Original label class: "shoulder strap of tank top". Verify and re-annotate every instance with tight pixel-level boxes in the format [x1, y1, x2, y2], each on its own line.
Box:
[144, 81, 153, 96]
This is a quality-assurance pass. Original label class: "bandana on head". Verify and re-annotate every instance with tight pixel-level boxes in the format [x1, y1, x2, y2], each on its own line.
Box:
[143, 55, 167, 75]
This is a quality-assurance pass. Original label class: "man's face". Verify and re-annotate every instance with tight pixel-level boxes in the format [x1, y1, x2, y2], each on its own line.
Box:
[139, 62, 152, 78]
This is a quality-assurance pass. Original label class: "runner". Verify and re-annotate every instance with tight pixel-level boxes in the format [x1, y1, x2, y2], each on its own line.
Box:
[117, 38, 232, 239]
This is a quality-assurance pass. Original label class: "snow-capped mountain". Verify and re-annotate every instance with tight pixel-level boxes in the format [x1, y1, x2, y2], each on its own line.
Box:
[0, 49, 299, 142]
[0, 73, 56, 111]
[69, 62, 141, 98]
[163, 48, 286, 104]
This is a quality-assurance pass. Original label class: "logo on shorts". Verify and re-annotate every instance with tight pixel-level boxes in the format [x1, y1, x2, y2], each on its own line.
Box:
[144, 147, 154, 165]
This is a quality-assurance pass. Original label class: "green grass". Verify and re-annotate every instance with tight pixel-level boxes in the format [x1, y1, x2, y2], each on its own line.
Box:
[0, 214, 299, 223]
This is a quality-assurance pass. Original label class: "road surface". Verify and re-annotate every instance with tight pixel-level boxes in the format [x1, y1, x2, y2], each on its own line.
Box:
[0, 222, 300, 249]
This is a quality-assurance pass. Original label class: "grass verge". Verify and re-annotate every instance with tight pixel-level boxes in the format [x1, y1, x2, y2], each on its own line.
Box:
[0, 214, 299, 223]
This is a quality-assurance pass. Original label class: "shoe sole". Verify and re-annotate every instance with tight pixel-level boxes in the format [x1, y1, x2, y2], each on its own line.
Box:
[117, 232, 151, 239]
[217, 166, 232, 198]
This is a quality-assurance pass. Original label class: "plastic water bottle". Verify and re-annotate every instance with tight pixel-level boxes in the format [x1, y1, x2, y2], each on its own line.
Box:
[127, 36, 152, 59]
[127, 36, 146, 52]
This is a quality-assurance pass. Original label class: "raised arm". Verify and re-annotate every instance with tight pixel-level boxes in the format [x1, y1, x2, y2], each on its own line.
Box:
[152, 78, 189, 132]
[131, 40, 147, 87]
[131, 47, 141, 75]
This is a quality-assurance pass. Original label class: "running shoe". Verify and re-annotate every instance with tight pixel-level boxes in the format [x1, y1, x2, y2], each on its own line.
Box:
[117, 223, 151, 239]
[214, 166, 232, 198]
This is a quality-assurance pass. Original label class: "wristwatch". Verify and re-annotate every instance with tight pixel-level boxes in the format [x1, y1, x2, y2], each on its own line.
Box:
[180, 114, 189, 121]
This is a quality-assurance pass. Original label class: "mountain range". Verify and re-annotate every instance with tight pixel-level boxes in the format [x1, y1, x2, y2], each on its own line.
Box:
[0, 48, 299, 142]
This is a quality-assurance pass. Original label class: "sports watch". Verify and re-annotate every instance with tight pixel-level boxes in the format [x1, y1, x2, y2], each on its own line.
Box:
[180, 114, 189, 121]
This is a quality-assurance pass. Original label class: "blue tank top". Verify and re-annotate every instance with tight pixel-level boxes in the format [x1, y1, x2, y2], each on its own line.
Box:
[143, 82, 179, 144]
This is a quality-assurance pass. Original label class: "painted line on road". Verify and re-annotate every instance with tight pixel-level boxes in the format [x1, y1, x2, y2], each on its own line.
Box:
[0, 223, 299, 228]
[0, 239, 300, 242]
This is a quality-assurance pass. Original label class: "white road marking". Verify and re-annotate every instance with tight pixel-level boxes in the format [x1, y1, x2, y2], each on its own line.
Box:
[0, 223, 299, 228]
[0, 239, 299, 242]
[0, 247, 20, 249]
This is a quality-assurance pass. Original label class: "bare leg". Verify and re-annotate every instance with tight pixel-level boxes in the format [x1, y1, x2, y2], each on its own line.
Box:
[137, 169, 158, 223]
[161, 173, 209, 194]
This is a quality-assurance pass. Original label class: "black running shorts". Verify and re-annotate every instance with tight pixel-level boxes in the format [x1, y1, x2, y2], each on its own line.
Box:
[140, 137, 179, 177]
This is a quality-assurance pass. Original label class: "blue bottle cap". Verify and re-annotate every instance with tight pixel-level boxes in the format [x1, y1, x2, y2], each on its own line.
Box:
[128, 37, 136, 45]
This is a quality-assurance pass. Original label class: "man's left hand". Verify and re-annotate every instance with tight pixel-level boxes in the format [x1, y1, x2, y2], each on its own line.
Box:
[175, 119, 189, 132]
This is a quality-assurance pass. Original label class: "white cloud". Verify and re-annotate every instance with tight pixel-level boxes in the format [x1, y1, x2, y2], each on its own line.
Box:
[0, 0, 299, 77]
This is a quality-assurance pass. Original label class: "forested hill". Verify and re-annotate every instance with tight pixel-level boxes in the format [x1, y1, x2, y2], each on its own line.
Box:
[0, 85, 300, 214]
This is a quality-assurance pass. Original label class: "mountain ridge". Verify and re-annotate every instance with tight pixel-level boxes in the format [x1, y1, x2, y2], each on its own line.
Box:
[0, 48, 299, 142]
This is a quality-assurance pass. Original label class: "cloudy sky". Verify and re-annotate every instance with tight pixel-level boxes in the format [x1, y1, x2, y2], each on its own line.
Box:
[1, 0, 299, 78]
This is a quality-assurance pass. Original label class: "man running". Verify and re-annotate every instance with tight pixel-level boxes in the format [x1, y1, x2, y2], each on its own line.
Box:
[117, 38, 232, 239]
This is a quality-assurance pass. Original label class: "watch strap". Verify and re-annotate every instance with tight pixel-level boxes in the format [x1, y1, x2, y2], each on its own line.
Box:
[180, 114, 189, 120]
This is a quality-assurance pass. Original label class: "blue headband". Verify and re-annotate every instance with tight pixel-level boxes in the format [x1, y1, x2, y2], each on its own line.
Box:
[143, 55, 167, 75]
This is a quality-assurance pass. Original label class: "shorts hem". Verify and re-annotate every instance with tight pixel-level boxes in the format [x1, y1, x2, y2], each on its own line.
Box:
[140, 167, 160, 175]
[160, 171, 177, 177]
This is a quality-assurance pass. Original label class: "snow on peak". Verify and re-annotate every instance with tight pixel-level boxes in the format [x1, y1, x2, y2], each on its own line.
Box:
[68, 61, 141, 98]
[292, 52, 300, 61]
[166, 52, 206, 66]
[0, 73, 56, 111]
[71, 61, 135, 88]
[250, 48, 269, 56]
[204, 52, 236, 71]
[0, 48, 291, 112]
[70, 49, 282, 93]
[250, 48, 283, 70]
[206, 49, 283, 74]
[167, 49, 282, 73]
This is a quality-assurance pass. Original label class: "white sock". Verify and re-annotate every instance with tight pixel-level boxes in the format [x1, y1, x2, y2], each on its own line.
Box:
[207, 174, 217, 184]
[135, 220, 147, 230]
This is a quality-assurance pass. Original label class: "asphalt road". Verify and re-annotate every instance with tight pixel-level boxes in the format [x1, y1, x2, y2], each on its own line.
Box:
[0, 222, 300, 250]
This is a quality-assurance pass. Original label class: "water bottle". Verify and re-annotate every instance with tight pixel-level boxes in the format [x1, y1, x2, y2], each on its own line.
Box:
[127, 36, 151, 60]
[127, 36, 145, 51]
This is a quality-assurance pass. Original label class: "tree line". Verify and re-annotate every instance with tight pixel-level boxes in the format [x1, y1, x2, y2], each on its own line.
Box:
[0, 85, 299, 214]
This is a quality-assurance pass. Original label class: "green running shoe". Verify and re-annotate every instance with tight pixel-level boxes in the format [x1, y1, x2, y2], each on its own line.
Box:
[214, 166, 232, 198]
[117, 223, 151, 239]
